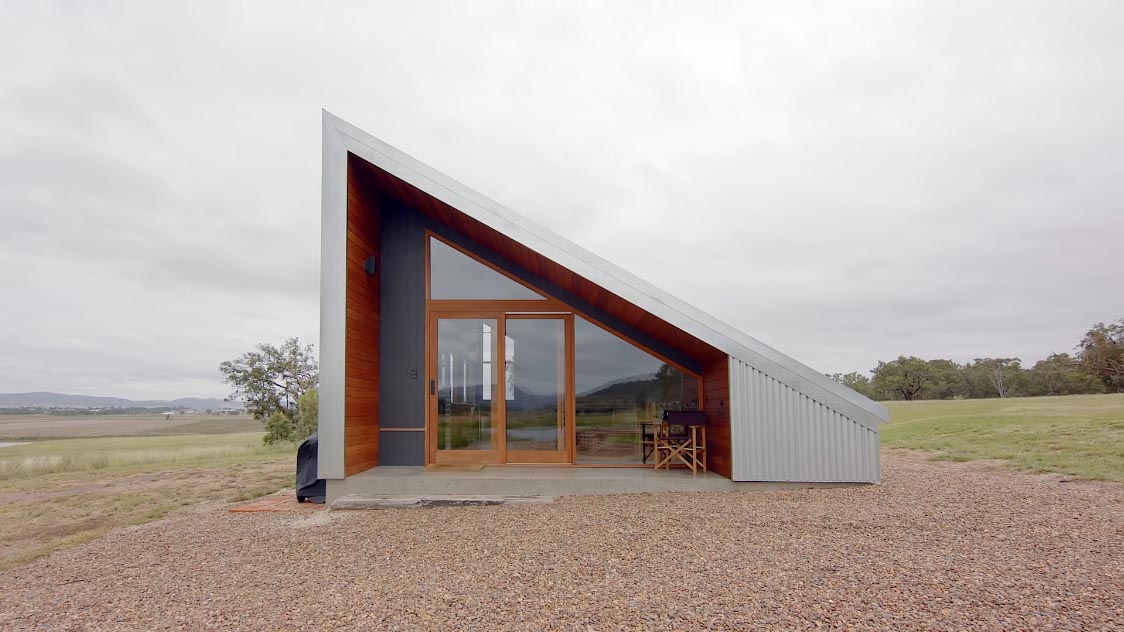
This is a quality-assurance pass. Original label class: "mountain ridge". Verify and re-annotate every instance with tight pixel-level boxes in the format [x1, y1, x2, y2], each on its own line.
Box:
[0, 392, 238, 409]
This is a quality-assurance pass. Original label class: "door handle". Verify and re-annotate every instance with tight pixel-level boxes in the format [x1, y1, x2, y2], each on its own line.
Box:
[430, 380, 435, 395]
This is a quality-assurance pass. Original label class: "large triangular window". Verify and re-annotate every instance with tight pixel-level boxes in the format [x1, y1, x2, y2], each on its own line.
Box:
[429, 237, 547, 300]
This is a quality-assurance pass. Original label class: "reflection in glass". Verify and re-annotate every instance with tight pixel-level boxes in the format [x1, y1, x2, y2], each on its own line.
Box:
[504, 319, 565, 453]
[429, 237, 546, 300]
[437, 318, 497, 450]
[574, 317, 699, 464]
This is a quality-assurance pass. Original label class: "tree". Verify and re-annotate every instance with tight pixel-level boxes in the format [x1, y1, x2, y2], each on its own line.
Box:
[921, 359, 965, 400]
[263, 411, 294, 444]
[1076, 320, 1124, 392]
[263, 390, 318, 444]
[829, 372, 878, 400]
[1026, 353, 1104, 396]
[220, 338, 318, 444]
[970, 358, 1022, 398]
[957, 361, 993, 399]
[293, 388, 319, 440]
[871, 356, 934, 401]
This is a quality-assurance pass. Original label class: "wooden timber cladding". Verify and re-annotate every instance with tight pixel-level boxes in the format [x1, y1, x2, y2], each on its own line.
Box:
[345, 154, 380, 476]
[703, 357, 732, 478]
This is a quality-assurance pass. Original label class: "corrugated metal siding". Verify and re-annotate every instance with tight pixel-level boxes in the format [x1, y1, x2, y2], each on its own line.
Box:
[729, 357, 881, 483]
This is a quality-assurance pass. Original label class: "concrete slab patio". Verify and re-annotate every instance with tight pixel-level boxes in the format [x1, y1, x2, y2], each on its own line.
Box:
[328, 465, 859, 501]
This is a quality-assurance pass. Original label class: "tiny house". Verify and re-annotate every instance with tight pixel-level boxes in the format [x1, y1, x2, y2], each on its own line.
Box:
[318, 112, 887, 496]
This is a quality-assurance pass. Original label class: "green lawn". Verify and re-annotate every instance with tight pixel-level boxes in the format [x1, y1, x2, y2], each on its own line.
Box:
[881, 394, 1124, 482]
[0, 432, 294, 570]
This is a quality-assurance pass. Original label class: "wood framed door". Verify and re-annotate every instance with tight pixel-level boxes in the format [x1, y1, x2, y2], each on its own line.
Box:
[503, 314, 573, 464]
[429, 314, 502, 465]
[428, 312, 574, 465]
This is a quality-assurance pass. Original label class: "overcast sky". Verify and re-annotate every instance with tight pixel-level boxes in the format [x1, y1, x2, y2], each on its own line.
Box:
[1, 1, 1122, 400]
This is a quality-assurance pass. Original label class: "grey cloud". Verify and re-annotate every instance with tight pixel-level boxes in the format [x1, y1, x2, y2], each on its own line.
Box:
[0, 1, 1121, 398]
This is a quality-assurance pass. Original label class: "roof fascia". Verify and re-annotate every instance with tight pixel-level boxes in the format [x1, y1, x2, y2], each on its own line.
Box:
[317, 112, 348, 479]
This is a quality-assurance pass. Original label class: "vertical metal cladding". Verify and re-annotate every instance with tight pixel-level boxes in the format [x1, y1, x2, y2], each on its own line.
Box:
[729, 357, 881, 483]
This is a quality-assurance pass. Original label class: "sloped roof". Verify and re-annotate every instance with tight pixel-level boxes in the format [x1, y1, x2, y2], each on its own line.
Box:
[323, 111, 889, 429]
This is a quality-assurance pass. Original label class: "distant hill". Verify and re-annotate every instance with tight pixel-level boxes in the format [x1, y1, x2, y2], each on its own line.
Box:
[577, 373, 655, 397]
[0, 392, 237, 409]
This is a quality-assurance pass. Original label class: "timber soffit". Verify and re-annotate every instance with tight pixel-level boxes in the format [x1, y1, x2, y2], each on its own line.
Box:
[324, 110, 890, 429]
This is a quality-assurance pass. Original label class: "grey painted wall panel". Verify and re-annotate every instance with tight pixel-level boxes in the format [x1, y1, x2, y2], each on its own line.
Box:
[378, 431, 425, 465]
[378, 202, 427, 431]
[729, 357, 880, 483]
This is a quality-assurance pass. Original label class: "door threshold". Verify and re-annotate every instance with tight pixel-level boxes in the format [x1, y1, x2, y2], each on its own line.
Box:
[423, 464, 487, 472]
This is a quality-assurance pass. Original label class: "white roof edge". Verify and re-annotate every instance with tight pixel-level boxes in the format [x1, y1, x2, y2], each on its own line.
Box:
[323, 110, 889, 428]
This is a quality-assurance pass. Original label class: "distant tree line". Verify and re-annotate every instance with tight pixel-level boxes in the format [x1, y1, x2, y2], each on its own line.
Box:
[832, 319, 1124, 401]
[0, 406, 196, 416]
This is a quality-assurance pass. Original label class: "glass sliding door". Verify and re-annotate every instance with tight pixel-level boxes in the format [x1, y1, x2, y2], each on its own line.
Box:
[432, 317, 500, 464]
[504, 316, 572, 463]
[429, 313, 573, 464]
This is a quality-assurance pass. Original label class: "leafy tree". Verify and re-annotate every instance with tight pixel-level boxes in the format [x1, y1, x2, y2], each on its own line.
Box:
[220, 338, 318, 444]
[956, 361, 988, 399]
[921, 359, 964, 400]
[263, 411, 294, 444]
[871, 356, 934, 401]
[967, 358, 1022, 398]
[293, 388, 319, 440]
[262, 391, 318, 444]
[829, 372, 878, 399]
[837, 319, 1122, 401]
[1077, 320, 1124, 392]
[1026, 353, 1104, 396]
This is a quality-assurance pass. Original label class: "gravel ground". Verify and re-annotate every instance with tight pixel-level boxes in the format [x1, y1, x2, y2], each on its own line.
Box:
[0, 451, 1121, 631]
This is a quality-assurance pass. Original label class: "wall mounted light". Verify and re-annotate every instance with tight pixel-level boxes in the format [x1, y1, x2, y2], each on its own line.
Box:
[363, 255, 378, 276]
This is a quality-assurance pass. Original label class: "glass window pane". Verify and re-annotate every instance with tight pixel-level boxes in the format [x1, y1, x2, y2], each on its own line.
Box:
[505, 319, 565, 453]
[437, 318, 497, 450]
[574, 317, 699, 464]
[430, 237, 546, 300]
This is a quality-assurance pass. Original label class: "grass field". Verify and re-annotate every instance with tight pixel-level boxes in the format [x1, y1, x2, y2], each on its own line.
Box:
[881, 393, 1124, 482]
[0, 414, 264, 440]
[0, 421, 294, 571]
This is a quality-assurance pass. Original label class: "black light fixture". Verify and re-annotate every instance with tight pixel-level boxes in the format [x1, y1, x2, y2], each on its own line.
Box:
[363, 255, 378, 276]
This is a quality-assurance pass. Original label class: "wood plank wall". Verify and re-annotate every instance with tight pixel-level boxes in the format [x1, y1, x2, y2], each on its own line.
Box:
[345, 155, 381, 476]
[703, 356, 732, 478]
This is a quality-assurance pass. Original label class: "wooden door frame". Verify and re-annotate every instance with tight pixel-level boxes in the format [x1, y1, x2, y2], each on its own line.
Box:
[427, 312, 504, 466]
[427, 312, 576, 465]
[502, 313, 574, 464]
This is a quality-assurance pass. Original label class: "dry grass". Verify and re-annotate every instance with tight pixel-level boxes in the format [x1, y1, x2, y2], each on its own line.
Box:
[0, 432, 294, 571]
[0, 413, 263, 440]
[0, 439, 288, 480]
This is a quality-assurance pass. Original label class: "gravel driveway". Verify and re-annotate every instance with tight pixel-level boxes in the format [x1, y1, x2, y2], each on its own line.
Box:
[1, 451, 1121, 631]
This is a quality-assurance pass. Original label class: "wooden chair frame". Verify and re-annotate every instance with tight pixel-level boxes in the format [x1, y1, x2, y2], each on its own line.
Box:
[653, 422, 707, 475]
